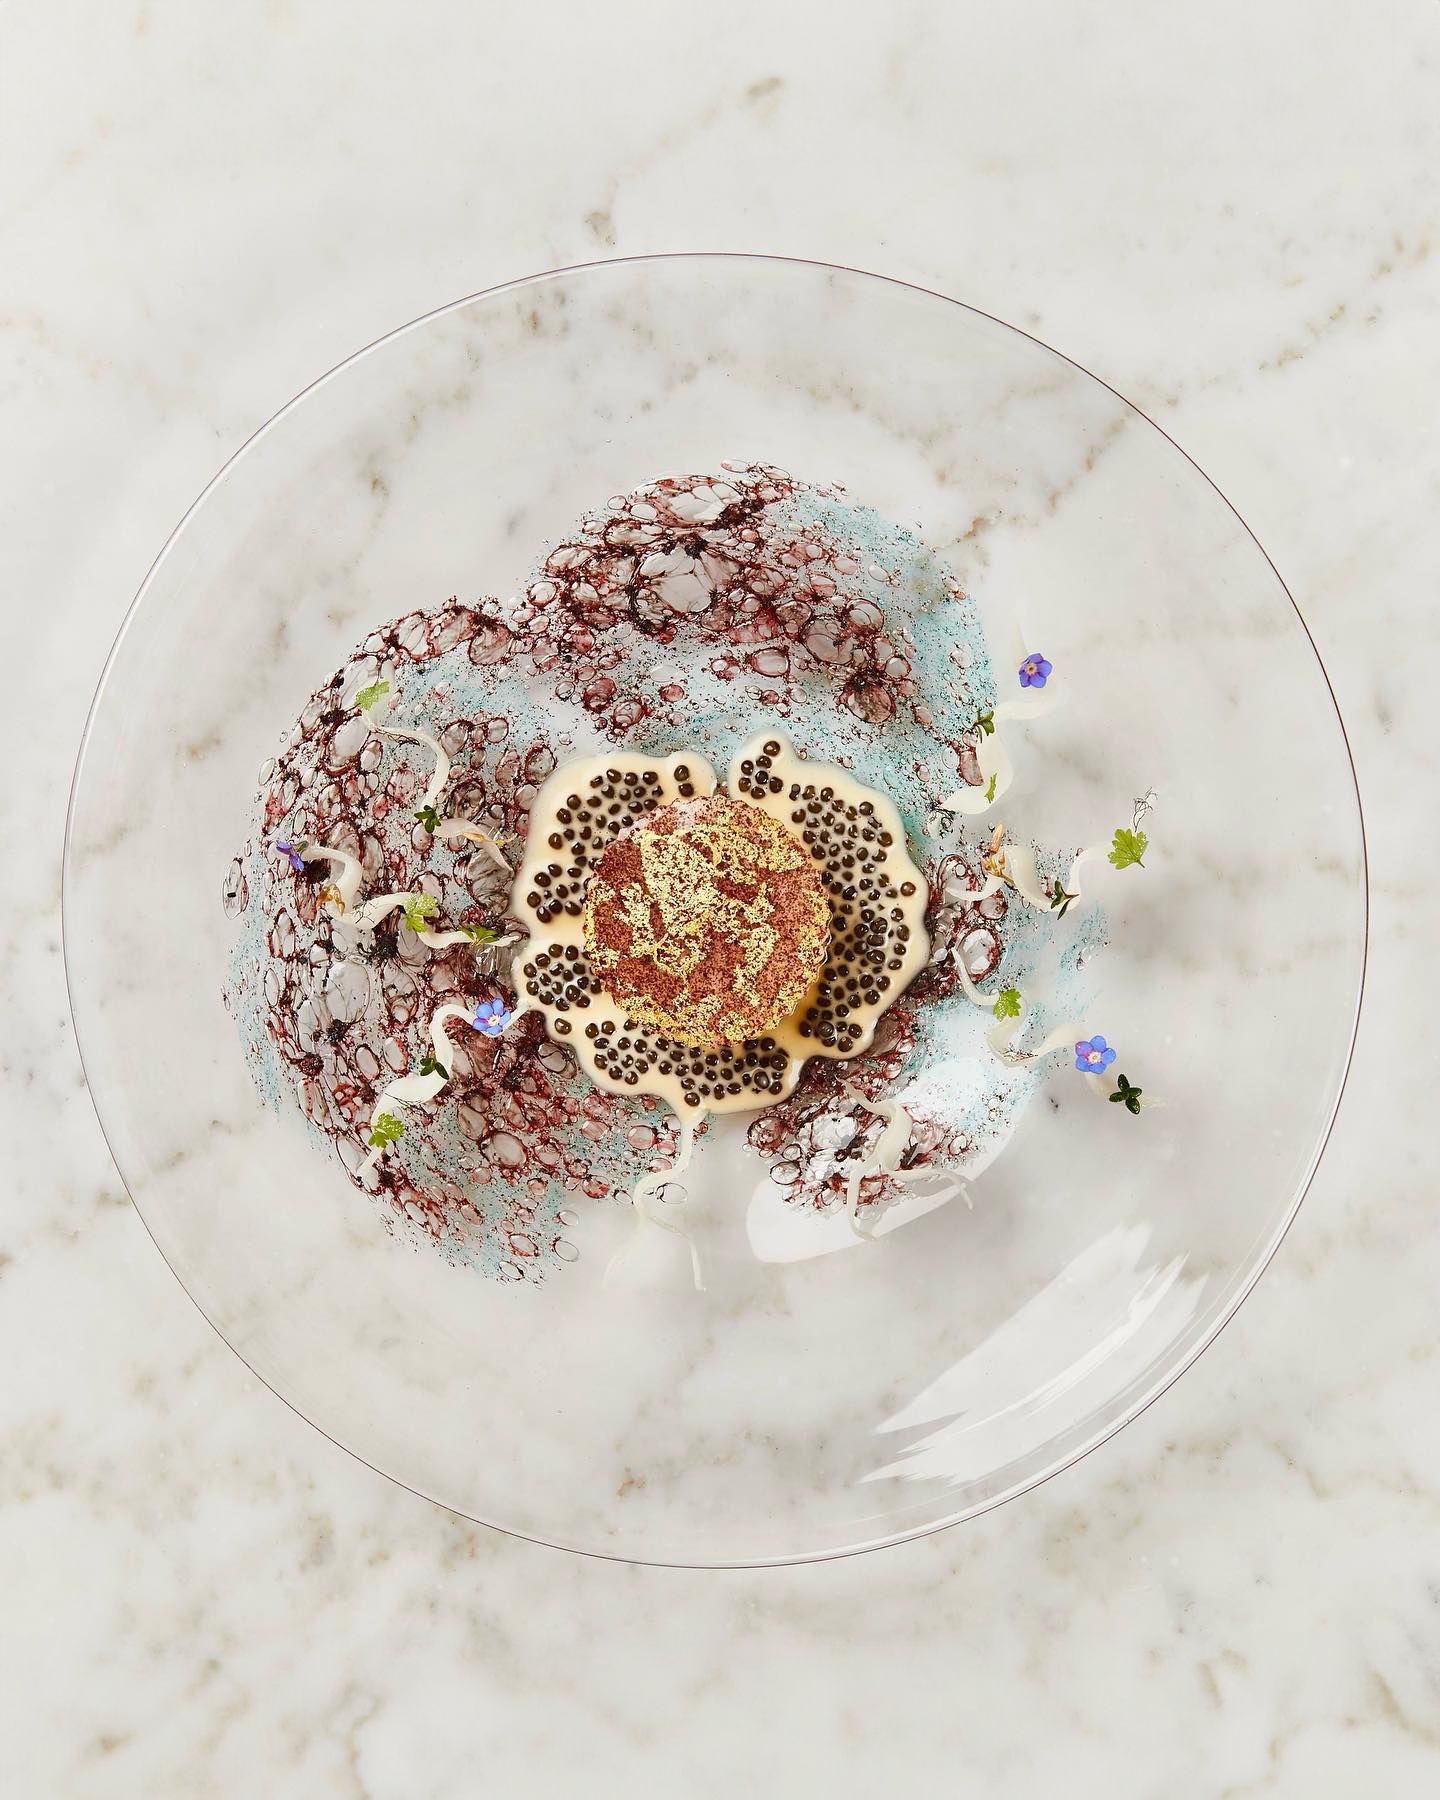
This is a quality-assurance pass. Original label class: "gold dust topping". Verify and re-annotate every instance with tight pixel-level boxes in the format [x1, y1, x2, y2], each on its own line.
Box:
[581, 794, 829, 1047]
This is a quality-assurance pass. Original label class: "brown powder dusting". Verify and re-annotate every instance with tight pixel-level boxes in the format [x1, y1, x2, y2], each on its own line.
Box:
[582, 795, 829, 1046]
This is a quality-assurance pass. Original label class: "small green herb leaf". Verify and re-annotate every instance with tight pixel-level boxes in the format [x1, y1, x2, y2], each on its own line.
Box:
[415, 804, 441, 832]
[368, 1111, 405, 1149]
[354, 678, 390, 712]
[984, 772, 997, 803]
[1108, 827, 1148, 870]
[458, 922, 499, 944]
[1110, 1073, 1143, 1115]
[992, 986, 1022, 1021]
[974, 708, 995, 737]
[1049, 881, 1076, 919]
[401, 893, 440, 932]
[418, 1052, 449, 1080]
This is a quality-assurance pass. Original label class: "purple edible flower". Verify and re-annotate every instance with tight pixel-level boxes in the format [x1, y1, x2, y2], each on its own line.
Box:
[274, 839, 306, 873]
[470, 998, 512, 1037]
[1018, 652, 1053, 689]
[1075, 1035, 1117, 1073]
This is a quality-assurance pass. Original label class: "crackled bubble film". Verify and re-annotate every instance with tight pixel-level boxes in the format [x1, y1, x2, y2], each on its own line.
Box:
[224, 463, 1104, 1283]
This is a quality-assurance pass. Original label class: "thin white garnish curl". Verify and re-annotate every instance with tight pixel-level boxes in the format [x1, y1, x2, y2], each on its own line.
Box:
[605, 1106, 705, 1290]
[431, 816, 511, 872]
[297, 842, 365, 915]
[360, 1001, 473, 1173]
[841, 1089, 919, 1237]
[355, 684, 454, 814]
[349, 890, 518, 951]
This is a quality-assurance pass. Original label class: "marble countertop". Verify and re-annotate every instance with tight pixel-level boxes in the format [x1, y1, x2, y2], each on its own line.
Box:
[3, 2, 1437, 1793]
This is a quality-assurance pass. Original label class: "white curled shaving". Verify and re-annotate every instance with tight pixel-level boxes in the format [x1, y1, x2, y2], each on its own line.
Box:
[840, 1089, 923, 1237]
[357, 687, 454, 813]
[360, 1002, 474, 1173]
[298, 842, 366, 915]
[431, 816, 511, 872]
[359, 997, 532, 1173]
[935, 663, 1059, 820]
[985, 1015, 1084, 1067]
[605, 1106, 706, 1290]
[939, 730, 1014, 818]
[349, 890, 522, 953]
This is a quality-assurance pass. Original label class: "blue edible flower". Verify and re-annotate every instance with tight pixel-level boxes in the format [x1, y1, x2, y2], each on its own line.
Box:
[470, 998, 512, 1037]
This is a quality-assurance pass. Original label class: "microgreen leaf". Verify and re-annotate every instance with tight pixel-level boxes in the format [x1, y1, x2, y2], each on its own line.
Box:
[984, 772, 997, 803]
[458, 923, 499, 943]
[415, 804, 441, 832]
[974, 708, 995, 737]
[1110, 1073, 1143, 1115]
[992, 986, 1022, 1021]
[1049, 881, 1077, 920]
[368, 1111, 405, 1149]
[418, 1052, 449, 1080]
[401, 893, 440, 932]
[354, 678, 390, 712]
[1108, 827, 1148, 870]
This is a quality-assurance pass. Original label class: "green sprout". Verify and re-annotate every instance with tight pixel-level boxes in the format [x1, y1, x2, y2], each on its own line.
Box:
[984, 772, 997, 804]
[1049, 881, 1078, 920]
[972, 707, 995, 737]
[1109, 1073, 1144, 1115]
[992, 986, 1022, 1021]
[458, 922, 499, 944]
[1108, 827, 1148, 870]
[418, 1052, 449, 1080]
[354, 678, 390, 712]
[415, 803, 441, 832]
[367, 1111, 405, 1149]
[401, 893, 440, 932]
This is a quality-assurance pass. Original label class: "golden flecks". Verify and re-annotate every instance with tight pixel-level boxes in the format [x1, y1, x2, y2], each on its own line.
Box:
[582, 796, 829, 1047]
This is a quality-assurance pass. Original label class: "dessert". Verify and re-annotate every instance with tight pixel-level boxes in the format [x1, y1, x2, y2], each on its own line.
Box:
[224, 463, 1152, 1287]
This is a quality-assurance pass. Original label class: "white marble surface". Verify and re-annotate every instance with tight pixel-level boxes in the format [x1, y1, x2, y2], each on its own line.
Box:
[2, 0, 1437, 1792]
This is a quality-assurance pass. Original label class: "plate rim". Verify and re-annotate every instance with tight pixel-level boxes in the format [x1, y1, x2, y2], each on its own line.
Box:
[61, 251, 1370, 1568]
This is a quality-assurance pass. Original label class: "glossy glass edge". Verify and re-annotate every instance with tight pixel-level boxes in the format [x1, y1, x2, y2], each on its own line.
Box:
[61, 252, 1370, 1569]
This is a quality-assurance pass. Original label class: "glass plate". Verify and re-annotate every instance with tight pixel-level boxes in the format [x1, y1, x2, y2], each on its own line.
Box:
[63, 256, 1366, 1566]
